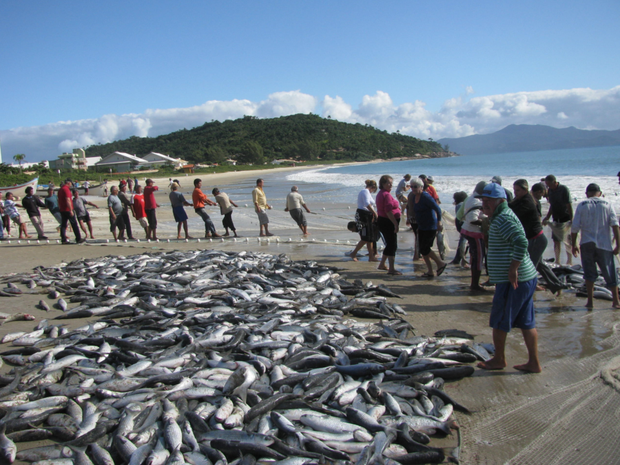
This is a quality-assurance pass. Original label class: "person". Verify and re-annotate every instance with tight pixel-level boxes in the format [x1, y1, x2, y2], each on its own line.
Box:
[457, 181, 487, 290]
[169, 182, 193, 239]
[103, 179, 108, 197]
[22, 186, 48, 240]
[83, 180, 90, 195]
[450, 191, 469, 267]
[108, 186, 125, 241]
[419, 174, 440, 203]
[143, 179, 159, 241]
[58, 178, 84, 244]
[491, 175, 514, 202]
[45, 186, 63, 233]
[213, 187, 238, 237]
[0, 202, 5, 239]
[405, 179, 421, 261]
[542, 174, 573, 265]
[376, 175, 402, 275]
[168, 178, 174, 191]
[395, 174, 411, 213]
[348, 180, 379, 262]
[127, 178, 134, 193]
[118, 183, 135, 240]
[4, 192, 31, 239]
[72, 189, 99, 239]
[134, 177, 139, 193]
[252, 178, 273, 236]
[530, 182, 547, 215]
[410, 177, 446, 277]
[285, 186, 311, 235]
[510, 179, 548, 269]
[131, 185, 148, 238]
[476, 183, 541, 373]
[570, 183, 620, 309]
[192, 179, 221, 238]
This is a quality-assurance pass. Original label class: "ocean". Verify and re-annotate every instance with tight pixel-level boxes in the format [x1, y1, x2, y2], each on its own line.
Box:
[278, 145, 620, 211]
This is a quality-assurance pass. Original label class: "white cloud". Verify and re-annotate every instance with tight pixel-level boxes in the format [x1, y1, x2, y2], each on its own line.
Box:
[1, 86, 619, 161]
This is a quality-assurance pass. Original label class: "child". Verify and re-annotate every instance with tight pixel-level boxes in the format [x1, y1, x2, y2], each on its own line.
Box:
[4, 192, 31, 239]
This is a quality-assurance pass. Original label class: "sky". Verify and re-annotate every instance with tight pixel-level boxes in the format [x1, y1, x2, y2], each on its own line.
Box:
[1, 0, 619, 162]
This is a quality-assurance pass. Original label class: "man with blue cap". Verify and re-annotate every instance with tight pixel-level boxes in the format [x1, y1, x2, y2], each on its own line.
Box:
[476, 183, 541, 373]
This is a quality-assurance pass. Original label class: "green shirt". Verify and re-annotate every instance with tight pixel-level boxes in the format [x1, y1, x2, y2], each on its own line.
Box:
[487, 201, 538, 284]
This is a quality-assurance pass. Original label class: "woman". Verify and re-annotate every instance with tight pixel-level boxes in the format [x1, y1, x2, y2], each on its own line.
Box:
[510, 179, 548, 269]
[450, 190, 469, 267]
[458, 181, 487, 290]
[169, 182, 194, 239]
[409, 177, 446, 277]
[348, 179, 379, 262]
[376, 175, 401, 275]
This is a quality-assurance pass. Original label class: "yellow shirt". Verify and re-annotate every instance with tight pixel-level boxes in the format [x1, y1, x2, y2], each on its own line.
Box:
[252, 187, 267, 209]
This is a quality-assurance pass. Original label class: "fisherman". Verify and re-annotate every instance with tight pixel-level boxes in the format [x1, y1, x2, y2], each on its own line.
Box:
[570, 183, 620, 309]
[490, 175, 514, 202]
[131, 185, 149, 238]
[45, 186, 63, 234]
[457, 181, 487, 291]
[476, 183, 541, 373]
[118, 183, 135, 240]
[22, 186, 48, 240]
[3, 192, 31, 239]
[395, 174, 412, 213]
[192, 178, 221, 238]
[252, 178, 273, 237]
[169, 182, 193, 240]
[108, 186, 125, 241]
[542, 174, 573, 266]
[72, 189, 99, 239]
[213, 188, 239, 237]
[285, 186, 311, 235]
[143, 178, 159, 241]
[58, 179, 84, 244]
[83, 180, 90, 195]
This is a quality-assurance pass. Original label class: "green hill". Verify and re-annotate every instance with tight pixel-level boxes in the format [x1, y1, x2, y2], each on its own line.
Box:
[84, 114, 445, 164]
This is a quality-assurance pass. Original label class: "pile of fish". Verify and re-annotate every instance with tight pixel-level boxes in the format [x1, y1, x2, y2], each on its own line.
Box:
[0, 250, 485, 464]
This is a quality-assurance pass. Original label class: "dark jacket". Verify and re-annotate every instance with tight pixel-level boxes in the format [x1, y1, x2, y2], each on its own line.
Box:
[22, 195, 46, 218]
[509, 193, 543, 239]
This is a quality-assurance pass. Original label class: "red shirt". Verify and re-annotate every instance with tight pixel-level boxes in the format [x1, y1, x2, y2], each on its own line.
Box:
[58, 184, 73, 212]
[132, 194, 146, 219]
[144, 186, 156, 210]
[426, 185, 439, 201]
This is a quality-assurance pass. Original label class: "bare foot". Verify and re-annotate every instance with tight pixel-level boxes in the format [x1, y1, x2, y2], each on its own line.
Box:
[368, 257, 380, 262]
[377, 265, 389, 271]
[91, 236, 96, 239]
[177, 236, 183, 239]
[223, 233, 230, 237]
[477, 359, 507, 370]
[585, 300, 594, 309]
[265, 233, 274, 236]
[514, 363, 542, 373]
[613, 302, 620, 309]
[387, 270, 402, 276]
[186, 236, 194, 239]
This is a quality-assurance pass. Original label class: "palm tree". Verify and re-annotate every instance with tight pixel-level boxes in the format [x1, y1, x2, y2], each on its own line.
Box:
[13, 153, 25, 170]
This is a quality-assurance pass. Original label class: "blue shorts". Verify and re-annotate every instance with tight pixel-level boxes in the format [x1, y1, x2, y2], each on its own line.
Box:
[490, 278, 537, 332]
[172, 206, 188, 223]
[580, 242, 619, 287]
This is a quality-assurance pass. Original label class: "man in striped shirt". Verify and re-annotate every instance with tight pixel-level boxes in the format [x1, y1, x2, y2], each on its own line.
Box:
[476, 183, 541, 373]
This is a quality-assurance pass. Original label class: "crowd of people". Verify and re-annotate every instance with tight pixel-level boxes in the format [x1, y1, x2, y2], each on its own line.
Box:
[346, 172, 620, 373]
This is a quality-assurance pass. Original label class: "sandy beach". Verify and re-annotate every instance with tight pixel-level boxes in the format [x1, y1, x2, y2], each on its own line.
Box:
[2, 167, 620, 464]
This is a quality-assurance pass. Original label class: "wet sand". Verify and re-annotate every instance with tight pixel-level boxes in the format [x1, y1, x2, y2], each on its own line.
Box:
[2, 168, 620, 463]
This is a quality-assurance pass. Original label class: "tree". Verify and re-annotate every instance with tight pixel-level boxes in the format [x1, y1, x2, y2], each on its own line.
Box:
[237, 141, 264, 165]
[13, 153, 26, 170]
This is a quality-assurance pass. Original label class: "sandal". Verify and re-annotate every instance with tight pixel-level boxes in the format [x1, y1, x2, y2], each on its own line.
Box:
[387, 270, 402, 276]
[421, 272, 435, 278]
[436, 264, 447, 276]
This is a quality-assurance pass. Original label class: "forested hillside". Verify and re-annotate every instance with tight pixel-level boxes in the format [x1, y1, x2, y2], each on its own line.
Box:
[84, 114, 444, 164]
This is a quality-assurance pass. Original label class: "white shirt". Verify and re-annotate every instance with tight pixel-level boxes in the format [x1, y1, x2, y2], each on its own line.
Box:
[571, 197, 619, 251]
[286, 191, 305, 210]
[357, 189, 376, 211]
[395, 178, 408, 197]
[460, 194, 484, 234]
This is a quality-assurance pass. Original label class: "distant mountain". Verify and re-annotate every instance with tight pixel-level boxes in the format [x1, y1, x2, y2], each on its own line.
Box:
[438, 124, 620, 155]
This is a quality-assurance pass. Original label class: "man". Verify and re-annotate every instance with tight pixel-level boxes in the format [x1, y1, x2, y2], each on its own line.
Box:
[45, 186, 63, 233]
[252, 178, 273, 236]
[83, 180, 90, 195]
[192, 179, 221, 238]
[108, 186, 125, 241]
[4, 192, 31, 239]
[285, 186, 311, 235]
[542, 174, 573, 265]
[395, 174, 411, 213]
[476, 183, 541, 373]
[419, 174, 440, 203]
[213, 187, 238, 237]
[73, 189, 99, 239]
[570, 183, 620, 309]
[169, 182, 193, 239]
[457, 181, 487, 291]
[490, 175, 514, 202]
[118, 183, 135, 240]
[58, 179, 84, 244]
[22, 186, 48, 240]
[143, 179, 159, 241]
[131, 185, 148, 238]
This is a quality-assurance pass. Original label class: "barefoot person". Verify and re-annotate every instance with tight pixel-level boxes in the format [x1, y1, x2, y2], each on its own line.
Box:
[376, 175, 402, 275]
[108, 186, 125, 241]
[58, 179, 84, 244]
[192, 179, 221, 238]
[131, 185, 148, 238]
[252, 178, 273, 236]
[285, 186, 311, 235]
[213, 187, 238, 237]
[348, 180, 379, 262]
[543, 174, 573, 265]
[570, 183, 620, 309]
[22, 186, 48, 240]
[72, 189, 99, 239]
[457, 181, 487, 289]
[169, 182, 193, 239]
[143, 179, 159, 241]
[3, 192, 32, 239]
[476, 183, 541, 373]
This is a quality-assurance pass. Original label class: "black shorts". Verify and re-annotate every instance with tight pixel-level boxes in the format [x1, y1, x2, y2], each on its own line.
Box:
[418, 229, 437, 256]
[78, 212, 91, 223]
[145, 209, 157, 229]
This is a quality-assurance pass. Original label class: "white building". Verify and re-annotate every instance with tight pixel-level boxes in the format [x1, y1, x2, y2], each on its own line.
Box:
[142, 152, 186, 169]
[94, 152, 149, 172]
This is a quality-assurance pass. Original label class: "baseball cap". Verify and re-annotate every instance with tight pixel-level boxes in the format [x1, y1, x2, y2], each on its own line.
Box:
[586, 183, 601, 193]
[475, 183, 507, 199]
[427, 175, 434, 182]
[490, 175, 502, 185]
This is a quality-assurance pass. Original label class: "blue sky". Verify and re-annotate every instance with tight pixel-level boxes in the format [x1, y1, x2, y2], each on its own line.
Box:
[2, 0, 619, 161]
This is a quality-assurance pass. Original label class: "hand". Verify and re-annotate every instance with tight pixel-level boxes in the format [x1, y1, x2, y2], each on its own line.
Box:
[437, 221, 443, 232]
[614, 245, 619, 255]
[572, 245, 580, 257]
[508, 268, 519, 289]
[394, 224, 399, 234]
[542, 219, 549, 226]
